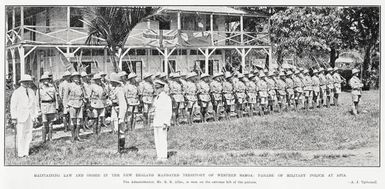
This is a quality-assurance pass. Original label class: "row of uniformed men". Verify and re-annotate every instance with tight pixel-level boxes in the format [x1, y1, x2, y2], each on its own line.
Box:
[37, 66, 359, 143]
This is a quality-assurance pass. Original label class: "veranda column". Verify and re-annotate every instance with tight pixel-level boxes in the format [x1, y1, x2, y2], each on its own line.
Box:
[205, 48, 209, 74]
[19, 47, 25, 76]
[241, 48, 246, 73]
[164, 48, 168, 74]
[11, 49, 16, 84]
[20, 6, 24, 42]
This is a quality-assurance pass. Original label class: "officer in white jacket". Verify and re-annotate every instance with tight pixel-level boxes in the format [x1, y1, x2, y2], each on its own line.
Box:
[152, 80, 172, 162]
[10, 74, 39, 157]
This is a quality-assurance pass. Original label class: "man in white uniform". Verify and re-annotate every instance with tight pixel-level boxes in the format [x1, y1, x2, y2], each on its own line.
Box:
[152, 80, 172, 162]
[10, 74, 39, 157]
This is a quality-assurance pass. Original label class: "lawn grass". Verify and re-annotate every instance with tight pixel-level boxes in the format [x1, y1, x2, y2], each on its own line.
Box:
[4, 90, 379, 166]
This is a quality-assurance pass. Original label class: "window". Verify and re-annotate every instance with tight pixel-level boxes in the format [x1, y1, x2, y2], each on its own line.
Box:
[151, 49, 159, 55]
[190, 50, 197, 55]
[159, 20, 171, 30]
[70, 8, 83, 27]
[196, 60, 217, 75]
[136, 49, 146, 55]
[122, 61, 142, 77]
[214, 49, 222, 55]
[162, 60, 176, 74]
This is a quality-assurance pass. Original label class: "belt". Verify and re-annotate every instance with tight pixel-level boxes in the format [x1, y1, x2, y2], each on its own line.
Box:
[42, 100, 55, 103]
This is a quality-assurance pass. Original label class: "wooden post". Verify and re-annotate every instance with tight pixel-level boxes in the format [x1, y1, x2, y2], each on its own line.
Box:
[6, 49, 9, 77]
[11, 49, 16, 84]
[241, 48, 245, 73]
[269, 46, 272, 69]
[67, 6, 70, 43]
[147, 19, 151, 29]
[164, 48, 168, 74]
[20, 6, 24, 42]
[12, 7, 15, 29]
[19, 47, 25, 76]
[104, 48, 108, 72]
[240, 15, 244, 45]
[205, 48, 209, 74]
[37, 50, 41, 80]
[210, 14, 214, 46]
[177, 12, 181, 30]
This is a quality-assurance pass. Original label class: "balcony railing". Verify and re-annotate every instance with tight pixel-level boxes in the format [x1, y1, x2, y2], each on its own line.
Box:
[7, 26, 270, 48]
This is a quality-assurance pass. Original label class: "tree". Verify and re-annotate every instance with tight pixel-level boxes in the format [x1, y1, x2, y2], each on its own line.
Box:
[82, 7, 158, 72]
[340, 7, 379, 80]
[270, 7, 342, 68]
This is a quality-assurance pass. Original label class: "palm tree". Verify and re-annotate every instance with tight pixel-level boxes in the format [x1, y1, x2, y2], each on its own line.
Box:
[82, 6, 159, 72]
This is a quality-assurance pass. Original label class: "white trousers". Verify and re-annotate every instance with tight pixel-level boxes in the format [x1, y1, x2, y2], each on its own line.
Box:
[154, 127, 168, 160]
[16, 115, 33, 157]
[111, 107, 119, 131]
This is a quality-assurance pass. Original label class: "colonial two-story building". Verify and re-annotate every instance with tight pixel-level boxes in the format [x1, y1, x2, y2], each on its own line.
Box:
[5, 6, 272, 83]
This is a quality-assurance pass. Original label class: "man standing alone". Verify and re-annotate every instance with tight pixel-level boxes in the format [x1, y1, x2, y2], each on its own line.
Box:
[10, 74, 39, 157]
[152, 80, 172, 162]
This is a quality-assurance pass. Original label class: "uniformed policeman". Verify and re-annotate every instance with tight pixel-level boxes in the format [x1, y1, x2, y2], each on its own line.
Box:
[89, 73, 108, 135]
[210, 72, 224, 121]
[123, 72, 140, 131]
[257, 71, 268, 115]
[59, 71, 71, 132]
[302, 69, 313, 110]
[168, 73, 184, 126]
[349, 68, 364, 115]
[244, 72, 258, 116]
[81, 71, 92, 130]
[138, 73, 155, 128]
[293, 70, 304, 111]
[311, 69, 321, 108]
[232, 73, 246, 118]
[265, 71, 277, 113]
[318, 68, 327, 108]
[325, 67, 335, 107]
[118, 71, 128, 85]
[38, 74, 59, 142]
[332, 67, 345, 106]
[63, 72, 86, 142]
[222, 72, 235, 118]
[159, 72, 170, 95]
[251, 70, 262, 115]
[285, 71, 295, 110]
[197, 73, 212, 122]
[276, 72, 287, 112]
[108, 73, 128, 153]
[184, 72, 198, 124]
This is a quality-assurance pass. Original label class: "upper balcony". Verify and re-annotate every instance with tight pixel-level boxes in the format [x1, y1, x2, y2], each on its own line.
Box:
[6, 6, 271, 48]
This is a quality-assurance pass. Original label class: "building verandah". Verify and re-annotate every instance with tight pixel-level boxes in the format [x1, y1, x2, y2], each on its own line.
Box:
[6, 6, 272, 84]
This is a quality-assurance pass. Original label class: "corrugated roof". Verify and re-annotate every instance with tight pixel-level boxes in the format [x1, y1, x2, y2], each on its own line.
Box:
[159, 6, 247, 15]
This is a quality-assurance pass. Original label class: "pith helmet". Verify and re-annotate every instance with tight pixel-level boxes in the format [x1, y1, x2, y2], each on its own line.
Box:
[213, 72, 223, 79]
[40, 74, 50, 81]
[80, 71, 88, 77]
[109, 73, 122, 84]
[92, 73, 101, 80]
[118, 71, 128, 77]
[19, 74, 33, 82]
[127, 72, 137, 80]
[224, 71, 232, 79]
[71, 72, 81, 77]
[63, 71, 71, 77]
[200, 73, 210, 79]
[186, 72, 198, 79]
[142, 73, 152, 79]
